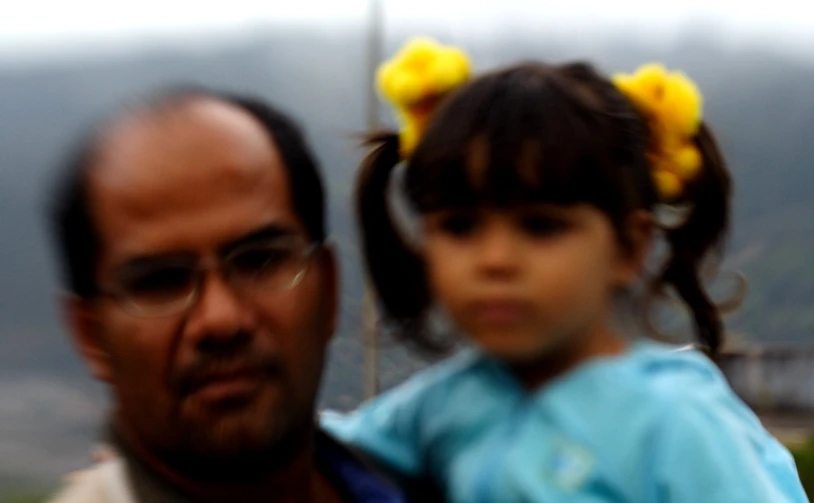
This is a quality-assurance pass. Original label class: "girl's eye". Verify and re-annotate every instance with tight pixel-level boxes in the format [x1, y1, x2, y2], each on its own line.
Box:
[438, 213, 479, 237]
[518, 214, 569, 237]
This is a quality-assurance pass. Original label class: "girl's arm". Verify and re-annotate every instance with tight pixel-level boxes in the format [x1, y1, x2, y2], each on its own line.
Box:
[321, 368, 447, 482]
[653, 383, 808, 502]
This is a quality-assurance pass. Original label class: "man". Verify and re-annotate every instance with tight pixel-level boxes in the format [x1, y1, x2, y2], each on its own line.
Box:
[46, 88, 405, 502]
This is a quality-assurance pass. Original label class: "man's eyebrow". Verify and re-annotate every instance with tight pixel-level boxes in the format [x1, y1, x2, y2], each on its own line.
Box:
[115, 253, 196, 276]
[220, 224, 300, 254]
[111, 224, 301, 274]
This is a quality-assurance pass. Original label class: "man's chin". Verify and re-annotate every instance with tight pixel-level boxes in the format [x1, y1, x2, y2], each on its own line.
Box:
[169, 411, 309, 481]
[181, 403, 291, 455]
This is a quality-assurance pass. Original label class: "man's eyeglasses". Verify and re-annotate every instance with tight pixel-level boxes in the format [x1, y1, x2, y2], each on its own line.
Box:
[99, 237, 321, 318]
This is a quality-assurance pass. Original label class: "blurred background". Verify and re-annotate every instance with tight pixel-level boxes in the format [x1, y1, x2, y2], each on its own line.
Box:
[2, 0, 814, 499]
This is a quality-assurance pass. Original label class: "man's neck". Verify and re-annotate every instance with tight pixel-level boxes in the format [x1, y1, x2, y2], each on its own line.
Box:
[110, 420, 344, 503]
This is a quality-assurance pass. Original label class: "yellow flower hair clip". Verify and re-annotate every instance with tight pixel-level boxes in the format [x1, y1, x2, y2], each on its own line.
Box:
[377, 36, 472, 158]
[612, 63, 704, 202]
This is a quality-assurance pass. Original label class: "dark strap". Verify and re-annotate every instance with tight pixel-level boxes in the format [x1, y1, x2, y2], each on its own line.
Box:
[319, 431, 445, 503]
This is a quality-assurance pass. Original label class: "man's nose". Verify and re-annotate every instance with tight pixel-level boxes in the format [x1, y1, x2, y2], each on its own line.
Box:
[184, 271, 255, 348]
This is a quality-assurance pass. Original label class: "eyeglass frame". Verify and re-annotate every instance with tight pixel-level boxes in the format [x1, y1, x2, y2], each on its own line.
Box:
[95, 237, 324, 318]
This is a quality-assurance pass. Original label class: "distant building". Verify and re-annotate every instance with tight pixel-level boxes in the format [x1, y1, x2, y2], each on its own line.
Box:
[719, 343, 814, 413]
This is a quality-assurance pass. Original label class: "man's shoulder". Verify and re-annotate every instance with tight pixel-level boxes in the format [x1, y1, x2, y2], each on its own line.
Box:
[48, 466, 109, 503]
[47, 460, 134, 503]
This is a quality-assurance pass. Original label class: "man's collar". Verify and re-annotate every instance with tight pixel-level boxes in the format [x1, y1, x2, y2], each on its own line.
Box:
[104, 424, 408, 502]
[316, 430, 406, 503]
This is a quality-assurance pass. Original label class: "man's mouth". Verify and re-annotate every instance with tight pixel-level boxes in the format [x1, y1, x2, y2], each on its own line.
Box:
[182, 366, 272, 404]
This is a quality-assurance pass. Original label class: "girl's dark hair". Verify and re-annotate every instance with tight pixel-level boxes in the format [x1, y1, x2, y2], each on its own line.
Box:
[356, 62, 731, 357]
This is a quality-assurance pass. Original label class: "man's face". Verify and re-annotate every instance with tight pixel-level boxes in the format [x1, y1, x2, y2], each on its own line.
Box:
[67, 98, 336, 467]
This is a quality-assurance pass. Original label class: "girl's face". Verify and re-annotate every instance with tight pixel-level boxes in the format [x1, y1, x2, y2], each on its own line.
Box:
[423, 204, 647, 363]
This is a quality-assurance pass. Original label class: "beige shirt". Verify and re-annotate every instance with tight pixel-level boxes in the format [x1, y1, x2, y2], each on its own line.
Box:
[48, 460, 136, 503]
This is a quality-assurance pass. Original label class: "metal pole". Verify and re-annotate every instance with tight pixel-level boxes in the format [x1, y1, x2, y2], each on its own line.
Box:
[362, 0, 383, 400]
[362, 291, 379, 399]
[365, 0, 383, 132]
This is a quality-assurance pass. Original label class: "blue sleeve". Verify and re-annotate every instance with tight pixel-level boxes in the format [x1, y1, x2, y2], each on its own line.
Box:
[320, 373, 439, 479]
[653, 384, 809, 502]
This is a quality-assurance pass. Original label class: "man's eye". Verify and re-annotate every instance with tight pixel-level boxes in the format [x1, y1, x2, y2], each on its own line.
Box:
[230, 247, 292, 276]
[123, 267, 194, 297]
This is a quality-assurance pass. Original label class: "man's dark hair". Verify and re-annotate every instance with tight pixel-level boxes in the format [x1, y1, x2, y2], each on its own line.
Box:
[48, 87, 327, 298]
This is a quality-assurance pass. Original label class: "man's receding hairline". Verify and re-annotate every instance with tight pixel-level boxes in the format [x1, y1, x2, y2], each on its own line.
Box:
[107, 93, 266, 141]
[91, 94, 282, 176]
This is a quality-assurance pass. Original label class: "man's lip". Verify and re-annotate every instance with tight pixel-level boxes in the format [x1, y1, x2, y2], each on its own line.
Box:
[184, 368, 267, 400]
[192, 376, 263, 403]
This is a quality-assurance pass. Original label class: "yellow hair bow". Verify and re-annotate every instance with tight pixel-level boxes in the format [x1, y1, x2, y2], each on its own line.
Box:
[612, 63, 704, 202]
[377, 36, 472, 158]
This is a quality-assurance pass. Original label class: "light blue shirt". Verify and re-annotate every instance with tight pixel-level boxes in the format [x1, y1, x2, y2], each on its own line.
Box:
[322, 341, 808, 502]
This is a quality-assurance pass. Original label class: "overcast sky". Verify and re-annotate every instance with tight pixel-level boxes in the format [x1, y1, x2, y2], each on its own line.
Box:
[0, 0, 812, 62]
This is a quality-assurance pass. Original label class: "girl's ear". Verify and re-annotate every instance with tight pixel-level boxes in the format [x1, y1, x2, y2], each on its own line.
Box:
[613, 210, 654, 287]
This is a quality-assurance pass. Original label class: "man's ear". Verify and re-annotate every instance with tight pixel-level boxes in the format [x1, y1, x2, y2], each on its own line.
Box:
[614, 210, 654, 287]
[62, 294, 113, 383]
[316, 243, 339, 340]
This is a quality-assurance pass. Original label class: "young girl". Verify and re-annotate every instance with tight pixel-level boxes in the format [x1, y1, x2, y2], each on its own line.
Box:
[322, 38, 808, 502]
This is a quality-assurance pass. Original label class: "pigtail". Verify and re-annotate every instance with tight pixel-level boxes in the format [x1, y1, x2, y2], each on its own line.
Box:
[653, 124, 733, 358]
[611, 63, 744, 358]
[356, 132, 445, 354]
[356, 37, 471, 356]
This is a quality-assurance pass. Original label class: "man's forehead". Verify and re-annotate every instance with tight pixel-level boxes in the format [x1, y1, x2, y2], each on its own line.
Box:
[87, 97, 288, 209]
[93, 97, 275, 182]
[84, 96, 300, 258]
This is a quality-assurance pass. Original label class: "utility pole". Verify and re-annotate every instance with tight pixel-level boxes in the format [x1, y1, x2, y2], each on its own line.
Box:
[362, 0, 383, 400]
